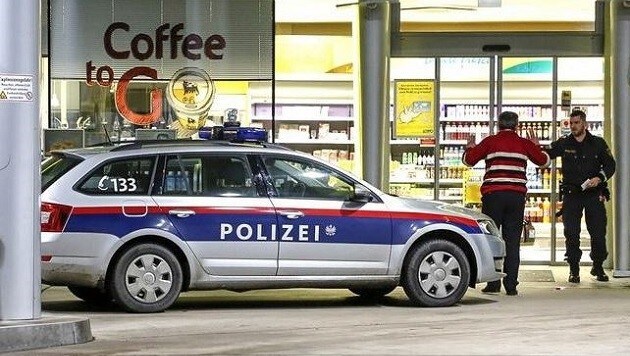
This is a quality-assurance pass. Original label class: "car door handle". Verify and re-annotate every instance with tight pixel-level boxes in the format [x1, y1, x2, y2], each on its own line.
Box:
[279, 211, 304, 219]
[169, 210, 196, 218]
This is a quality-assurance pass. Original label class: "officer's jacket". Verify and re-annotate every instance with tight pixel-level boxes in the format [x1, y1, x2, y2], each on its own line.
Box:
[546, 131, 616, 188]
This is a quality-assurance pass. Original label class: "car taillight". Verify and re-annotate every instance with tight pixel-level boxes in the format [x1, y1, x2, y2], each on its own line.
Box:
[41, 202, 72, 232]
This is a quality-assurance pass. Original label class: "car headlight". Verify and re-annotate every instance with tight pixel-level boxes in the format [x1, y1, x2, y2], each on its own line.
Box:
[478, 219, 500, 236]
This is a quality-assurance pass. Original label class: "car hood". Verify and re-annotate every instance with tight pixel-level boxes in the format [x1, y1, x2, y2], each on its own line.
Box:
[384, 196, 491, 221]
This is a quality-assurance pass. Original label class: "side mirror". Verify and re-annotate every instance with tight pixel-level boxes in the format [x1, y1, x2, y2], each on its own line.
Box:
[350, 185, 374, 203]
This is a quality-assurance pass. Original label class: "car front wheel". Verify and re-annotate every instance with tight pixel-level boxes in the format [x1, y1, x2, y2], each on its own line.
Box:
[110, 243, 183, 313]
[402, 239, 470, 307]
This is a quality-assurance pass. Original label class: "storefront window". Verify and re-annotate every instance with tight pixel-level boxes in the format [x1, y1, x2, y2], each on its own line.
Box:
[47, 0, 273, 149]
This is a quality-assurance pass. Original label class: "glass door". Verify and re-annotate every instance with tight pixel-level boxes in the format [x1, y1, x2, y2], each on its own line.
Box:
[499, 57, 554, 264]
[438, 57, 493, 206]
[555, 57, 605, 264]
[388, 58, 437, 200]
[387, 57, 493, 203]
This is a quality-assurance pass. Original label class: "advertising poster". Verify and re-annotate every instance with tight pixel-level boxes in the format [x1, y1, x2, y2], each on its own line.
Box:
[393, 80, 436, 138]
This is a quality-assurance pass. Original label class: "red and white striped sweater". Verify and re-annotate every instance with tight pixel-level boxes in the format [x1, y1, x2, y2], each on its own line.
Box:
[462, 130, 550, 195]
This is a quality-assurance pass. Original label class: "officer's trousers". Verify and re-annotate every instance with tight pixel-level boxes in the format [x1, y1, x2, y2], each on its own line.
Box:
[481, 191, 526, 290]
[562, 190, 608, 266]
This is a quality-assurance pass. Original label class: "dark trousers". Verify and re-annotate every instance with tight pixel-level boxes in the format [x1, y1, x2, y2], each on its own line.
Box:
[562, 191, 608, 266]
[482, 191, 526, 290]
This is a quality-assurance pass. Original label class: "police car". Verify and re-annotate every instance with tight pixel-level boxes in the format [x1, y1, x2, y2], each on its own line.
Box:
[41, 127, 505, 313]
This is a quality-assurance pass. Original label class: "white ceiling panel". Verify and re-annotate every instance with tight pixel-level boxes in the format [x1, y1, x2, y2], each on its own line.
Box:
[275, 0, 599, 23]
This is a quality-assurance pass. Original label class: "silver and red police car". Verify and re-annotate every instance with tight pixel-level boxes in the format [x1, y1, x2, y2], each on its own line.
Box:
[40, 129, 504, 312]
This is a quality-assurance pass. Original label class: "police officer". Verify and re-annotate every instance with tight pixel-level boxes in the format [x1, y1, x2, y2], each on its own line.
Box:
[546, 109, 616, 283]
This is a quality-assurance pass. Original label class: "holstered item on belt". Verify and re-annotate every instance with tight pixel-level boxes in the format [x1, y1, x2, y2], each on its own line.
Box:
[560, 182, 611, 201]
[559, 183, 580, 196]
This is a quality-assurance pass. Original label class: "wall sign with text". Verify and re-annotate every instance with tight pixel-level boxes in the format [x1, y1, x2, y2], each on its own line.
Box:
[393, 80, 436, 139]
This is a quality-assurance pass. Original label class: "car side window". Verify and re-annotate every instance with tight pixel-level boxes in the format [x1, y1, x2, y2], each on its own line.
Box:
[78, 157, 155, 195]
[161, 154, 257, 197]
[263, 157, 354, 200]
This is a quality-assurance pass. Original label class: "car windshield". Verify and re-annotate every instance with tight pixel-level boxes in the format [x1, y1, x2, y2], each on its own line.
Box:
[41, 154, 83, 192]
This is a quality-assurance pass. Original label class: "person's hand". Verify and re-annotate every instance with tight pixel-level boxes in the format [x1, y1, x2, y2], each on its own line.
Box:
[465, 135, 476, 149]
[526, 127, 540, 145]
[589, 176, 602, 187]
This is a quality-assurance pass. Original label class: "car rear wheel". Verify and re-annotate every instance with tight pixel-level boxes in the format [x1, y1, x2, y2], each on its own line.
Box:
[402, 239, 470, 307]
[110, 243, 183, 313]
[349, 286, 397, 299]
[68, 286, 112, 306]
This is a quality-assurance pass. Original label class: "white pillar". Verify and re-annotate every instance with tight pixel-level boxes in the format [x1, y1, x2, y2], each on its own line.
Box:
[611, 0, 630, 277]
[0, 0, 42, 319]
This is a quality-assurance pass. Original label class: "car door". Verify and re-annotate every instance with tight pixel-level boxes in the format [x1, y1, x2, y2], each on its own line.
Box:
[260, 154, 392, 276]
[153, 153, 278, 276]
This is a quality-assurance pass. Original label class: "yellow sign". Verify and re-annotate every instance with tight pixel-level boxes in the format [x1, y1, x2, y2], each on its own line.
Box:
[463, 168, 483, 205]
[393, 80, 435, 138]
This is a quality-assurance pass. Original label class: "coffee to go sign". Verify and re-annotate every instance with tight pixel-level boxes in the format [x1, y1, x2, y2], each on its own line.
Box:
[84, 22, 225, 127]
[50, 0, 272, 129]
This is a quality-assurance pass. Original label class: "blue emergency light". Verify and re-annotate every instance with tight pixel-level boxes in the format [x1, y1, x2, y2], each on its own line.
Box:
[199, 123, 268, 143]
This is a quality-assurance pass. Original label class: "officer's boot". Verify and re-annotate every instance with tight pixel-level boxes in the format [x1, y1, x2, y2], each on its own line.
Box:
[568, 263, 580, 283]
[590, 262, 609, 282]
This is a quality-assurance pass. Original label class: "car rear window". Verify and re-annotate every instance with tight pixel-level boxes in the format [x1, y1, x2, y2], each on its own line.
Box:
[77, 156, 156, 196]
[41, 154, 83, 192]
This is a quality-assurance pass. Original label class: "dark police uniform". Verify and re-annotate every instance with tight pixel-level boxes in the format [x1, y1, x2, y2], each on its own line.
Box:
[546, 131, 616, 268]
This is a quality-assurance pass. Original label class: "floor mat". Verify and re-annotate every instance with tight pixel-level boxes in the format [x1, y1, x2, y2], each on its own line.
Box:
[518, 269, 555, 282]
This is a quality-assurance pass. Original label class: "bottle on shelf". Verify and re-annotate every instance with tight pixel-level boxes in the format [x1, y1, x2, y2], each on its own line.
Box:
[542, 169, 551, 190]
[542, 197, 551, 223]
[541, 122, 549, 140]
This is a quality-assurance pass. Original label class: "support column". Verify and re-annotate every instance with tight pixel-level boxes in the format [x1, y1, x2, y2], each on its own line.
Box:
[0, 0, 42, 319]
[355, 0, 390, 189]
[610, 0, 630, 277]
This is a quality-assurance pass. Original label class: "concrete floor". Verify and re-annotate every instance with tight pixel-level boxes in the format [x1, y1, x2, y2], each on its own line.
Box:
[7, 266, 630, 355]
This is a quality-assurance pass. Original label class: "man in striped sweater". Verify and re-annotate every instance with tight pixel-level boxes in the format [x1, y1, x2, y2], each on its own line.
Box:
[463, 111, 550, 296]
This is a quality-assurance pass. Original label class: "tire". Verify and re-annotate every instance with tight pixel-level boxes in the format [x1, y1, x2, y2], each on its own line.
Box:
[349, 286, 397, 299]
[68, 285, 112, 306]
[402, 239, 470, 307]
[109, 243, 183, 313]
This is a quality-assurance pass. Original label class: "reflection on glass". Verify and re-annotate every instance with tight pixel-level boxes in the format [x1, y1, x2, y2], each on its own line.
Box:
[48, 79, 272, 145]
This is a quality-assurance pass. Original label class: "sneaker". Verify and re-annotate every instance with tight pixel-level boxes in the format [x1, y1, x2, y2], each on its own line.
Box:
[590, 266, 609, 282]
[505, 289, 518, 296]
[568, 274, 581, 283]
[481, 282, 500, 294]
